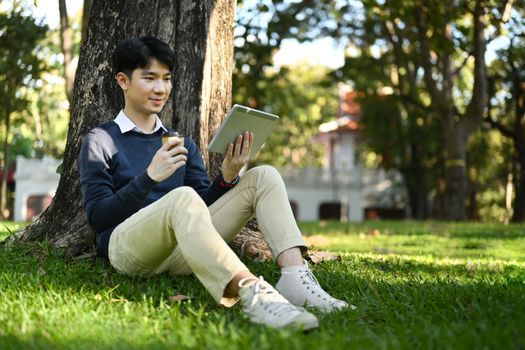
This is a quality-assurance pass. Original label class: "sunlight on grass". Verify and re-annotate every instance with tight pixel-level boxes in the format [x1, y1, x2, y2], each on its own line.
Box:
[1, 220, 524, 349]
[299, 221, 525, 262]
[0, 221, 26, 242]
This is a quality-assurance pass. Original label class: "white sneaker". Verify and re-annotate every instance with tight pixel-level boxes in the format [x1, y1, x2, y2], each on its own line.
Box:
[275, 261, 349, 313]
[238, 276, 319, 330]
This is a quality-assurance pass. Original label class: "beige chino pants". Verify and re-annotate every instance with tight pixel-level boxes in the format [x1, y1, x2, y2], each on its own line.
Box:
[108, 165, 306, 306]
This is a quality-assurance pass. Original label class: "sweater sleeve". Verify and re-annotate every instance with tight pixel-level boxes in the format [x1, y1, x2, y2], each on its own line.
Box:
[78, 129, 157, 232]
[183, 138, 232, 206]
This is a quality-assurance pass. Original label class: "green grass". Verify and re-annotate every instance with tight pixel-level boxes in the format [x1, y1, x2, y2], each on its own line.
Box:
[1, 221, 524, 349]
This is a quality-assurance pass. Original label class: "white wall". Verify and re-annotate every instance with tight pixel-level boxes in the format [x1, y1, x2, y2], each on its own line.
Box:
[279, 167, 364, 222]
[285, 182, 364, 222]
[14, 156, 60, 222]
[337, 133, 356, 170]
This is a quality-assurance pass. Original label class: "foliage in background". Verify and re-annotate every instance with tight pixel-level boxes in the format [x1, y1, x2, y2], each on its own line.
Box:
[234, 0, 340, 168]
[0, 2, 71, 161]
[330, 0, 518, 221]
[0, 0, 522, 221]
[0, 6, 49, 217]
[483, 4, 525, 222]
[242, 64, 338, 168]
[232, 0, 524, 221]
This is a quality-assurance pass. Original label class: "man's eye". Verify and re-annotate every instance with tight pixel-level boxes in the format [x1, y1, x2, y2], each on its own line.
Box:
[164, 77, 172, 81]
[144, 76, 154, 81]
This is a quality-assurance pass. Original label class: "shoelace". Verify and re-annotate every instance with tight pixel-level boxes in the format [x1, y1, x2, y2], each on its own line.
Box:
[248, 279, 303, 316]
[299, 267, 342, 306]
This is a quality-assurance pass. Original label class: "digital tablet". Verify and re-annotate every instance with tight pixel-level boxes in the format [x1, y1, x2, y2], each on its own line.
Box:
[208, 104, 279, 158]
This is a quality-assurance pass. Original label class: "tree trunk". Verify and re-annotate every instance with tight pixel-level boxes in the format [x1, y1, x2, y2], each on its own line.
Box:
[402, 143, 430, 219]
[0, 85, 12, 219]
[512, 150, 525, 222]
[405, 178, 429, 220]
[443, 122, 468, 220]
[510, 63, 525, 222]
[5, 0, 245, 256]
[58, 0, 75, 104]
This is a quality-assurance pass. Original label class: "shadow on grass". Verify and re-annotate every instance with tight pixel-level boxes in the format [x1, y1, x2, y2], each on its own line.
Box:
[2, 243, 525, 349]
[0, 243, 215, 307]
[307, 259, 525, 348]
[449, 230, 525, 240]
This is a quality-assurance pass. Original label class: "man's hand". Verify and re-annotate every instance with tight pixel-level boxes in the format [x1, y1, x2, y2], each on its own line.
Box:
[222, 131, 253, 182]
[147, 138, 188, 183]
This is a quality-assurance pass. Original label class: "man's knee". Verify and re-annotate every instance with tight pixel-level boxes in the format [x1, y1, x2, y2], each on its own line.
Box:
[166, 186, 203, 205]
[246, 165, 282, 183]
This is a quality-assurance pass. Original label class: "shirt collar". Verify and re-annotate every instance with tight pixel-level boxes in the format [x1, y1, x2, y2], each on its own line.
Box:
[114, 110, 167, 134]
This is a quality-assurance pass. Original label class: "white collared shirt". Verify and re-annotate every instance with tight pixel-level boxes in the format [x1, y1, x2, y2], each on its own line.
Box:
[114, 110, 167, 134]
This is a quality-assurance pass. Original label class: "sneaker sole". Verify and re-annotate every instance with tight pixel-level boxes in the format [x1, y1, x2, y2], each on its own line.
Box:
[296, 317, 319, 331]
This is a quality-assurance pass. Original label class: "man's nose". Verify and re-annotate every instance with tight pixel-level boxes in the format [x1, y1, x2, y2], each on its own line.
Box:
[153, 80, 166, 93]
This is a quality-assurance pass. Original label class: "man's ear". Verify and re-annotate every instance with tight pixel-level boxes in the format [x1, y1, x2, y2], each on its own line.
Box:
[116, 72, 130, 92]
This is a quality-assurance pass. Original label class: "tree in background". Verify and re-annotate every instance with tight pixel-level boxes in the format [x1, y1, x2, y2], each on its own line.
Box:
[249, 64, 338, 168]
[485, 3, 525, 221]
[234, 0, 337, 108]
[331, 0, 517, 220]
[335, 2, 444, 219]
[0, 8, 48, 218]
[410, 0, 491, 220]
[233, 0, 340, 167]
[356, 92, 442, 219]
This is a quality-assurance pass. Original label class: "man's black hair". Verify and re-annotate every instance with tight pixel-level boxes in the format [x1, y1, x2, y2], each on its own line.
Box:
[112, 36, 175, 77]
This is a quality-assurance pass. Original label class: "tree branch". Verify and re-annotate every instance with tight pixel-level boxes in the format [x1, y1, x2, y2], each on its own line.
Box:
[485, 114, 515, 140]
[413, 3, 444, 108]
[398, 93, 433, 114]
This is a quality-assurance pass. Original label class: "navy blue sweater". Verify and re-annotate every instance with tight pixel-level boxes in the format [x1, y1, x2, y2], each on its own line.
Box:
[78, 121, 230, 258]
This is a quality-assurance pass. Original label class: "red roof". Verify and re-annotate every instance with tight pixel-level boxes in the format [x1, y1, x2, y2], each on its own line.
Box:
[339, 90, 362, 118]
[319, 85, 361, 134]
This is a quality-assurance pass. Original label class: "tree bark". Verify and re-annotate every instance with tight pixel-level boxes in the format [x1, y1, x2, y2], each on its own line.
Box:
[404, 173, 429, 220]
[442, 120, 469, 220]
[6, 0, 245, 256]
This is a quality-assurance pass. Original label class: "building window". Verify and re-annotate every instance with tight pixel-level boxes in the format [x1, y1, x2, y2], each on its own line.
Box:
[364, 207, 405, 220]
[319, 202, 342, 220]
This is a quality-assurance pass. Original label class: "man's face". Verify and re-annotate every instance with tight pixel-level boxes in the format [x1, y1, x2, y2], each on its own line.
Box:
[117, 58, 172, 117]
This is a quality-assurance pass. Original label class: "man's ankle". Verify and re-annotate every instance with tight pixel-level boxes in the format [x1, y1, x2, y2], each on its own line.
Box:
[225, 270, 256, 297]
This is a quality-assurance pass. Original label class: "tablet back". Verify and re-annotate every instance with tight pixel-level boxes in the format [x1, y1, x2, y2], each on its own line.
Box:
[208, 105, 279, 158]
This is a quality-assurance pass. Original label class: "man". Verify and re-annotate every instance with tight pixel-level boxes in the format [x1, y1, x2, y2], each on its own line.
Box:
[78, 36, 348, 330]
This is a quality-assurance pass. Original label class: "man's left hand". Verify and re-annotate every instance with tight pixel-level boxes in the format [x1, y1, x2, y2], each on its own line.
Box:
[221, 131, 253, 182]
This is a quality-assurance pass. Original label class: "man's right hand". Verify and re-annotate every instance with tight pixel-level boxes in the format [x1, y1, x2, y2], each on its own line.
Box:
[147, 138, 188, 183]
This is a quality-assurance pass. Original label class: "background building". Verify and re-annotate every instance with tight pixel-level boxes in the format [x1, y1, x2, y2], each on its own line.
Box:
[279, 84, 405, 222]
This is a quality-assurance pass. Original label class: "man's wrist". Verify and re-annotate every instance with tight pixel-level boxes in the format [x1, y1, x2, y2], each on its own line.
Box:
[220, 174, 240, 188]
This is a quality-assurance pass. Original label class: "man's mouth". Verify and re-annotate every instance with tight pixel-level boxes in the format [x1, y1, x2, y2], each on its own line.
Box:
[149, 98, 164, 105]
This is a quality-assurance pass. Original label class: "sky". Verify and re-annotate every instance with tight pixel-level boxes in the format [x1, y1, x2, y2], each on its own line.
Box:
[32, 0, 83, 28]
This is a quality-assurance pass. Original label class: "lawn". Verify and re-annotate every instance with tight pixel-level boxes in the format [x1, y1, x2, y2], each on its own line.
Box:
[0, 221, 524, 349]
